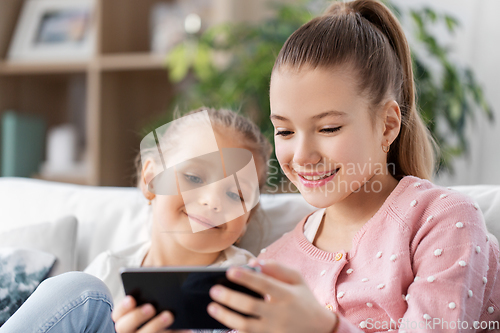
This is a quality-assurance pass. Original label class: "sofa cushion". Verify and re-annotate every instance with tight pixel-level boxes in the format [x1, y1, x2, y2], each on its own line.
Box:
[0, 178, 150, 271]
[0, 216, 77, 276]
[0, 248, 55, 326]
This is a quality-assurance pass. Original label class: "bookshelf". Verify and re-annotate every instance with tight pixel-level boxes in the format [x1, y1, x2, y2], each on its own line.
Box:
[0, 0, 272, 186]
[0, 0, 176, 186]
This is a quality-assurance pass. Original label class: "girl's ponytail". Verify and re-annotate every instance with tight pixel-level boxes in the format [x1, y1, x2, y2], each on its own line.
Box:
[275, 0, 436, 180]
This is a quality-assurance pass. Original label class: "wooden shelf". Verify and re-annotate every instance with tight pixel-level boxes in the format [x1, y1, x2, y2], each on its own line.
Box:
[32, 173, 90, 186]
[0, 53, 166, 75]
[99, 53, 166, 71]
[0, 60, 88, 75]
[0, 0, 261, 186]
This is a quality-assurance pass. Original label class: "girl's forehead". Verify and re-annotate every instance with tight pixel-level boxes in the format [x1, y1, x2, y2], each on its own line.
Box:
[270, 68, 370, 120]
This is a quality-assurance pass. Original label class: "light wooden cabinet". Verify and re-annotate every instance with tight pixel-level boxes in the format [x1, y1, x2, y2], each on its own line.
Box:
[0, 0, 176, 186]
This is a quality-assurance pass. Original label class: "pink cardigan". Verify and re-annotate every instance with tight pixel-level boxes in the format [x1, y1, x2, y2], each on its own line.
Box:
[259, 176, 500, 332]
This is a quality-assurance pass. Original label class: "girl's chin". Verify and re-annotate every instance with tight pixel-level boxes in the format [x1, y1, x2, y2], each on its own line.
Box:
[299, 191, 338, 209]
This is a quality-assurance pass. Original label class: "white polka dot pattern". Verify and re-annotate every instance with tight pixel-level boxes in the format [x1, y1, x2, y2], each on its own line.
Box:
[434, 249, 443, 256]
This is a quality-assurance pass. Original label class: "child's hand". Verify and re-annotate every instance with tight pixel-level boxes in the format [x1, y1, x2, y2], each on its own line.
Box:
[112, 295, 187, 333]
[207, 260, 338, 333]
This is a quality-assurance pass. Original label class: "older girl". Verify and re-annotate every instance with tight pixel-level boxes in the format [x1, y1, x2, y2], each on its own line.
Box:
[205, 1, 500, 332]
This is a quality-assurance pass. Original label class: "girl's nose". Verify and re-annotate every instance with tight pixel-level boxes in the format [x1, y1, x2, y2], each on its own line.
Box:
[293, 135, 322, 167]
[198, 192, 222, 212]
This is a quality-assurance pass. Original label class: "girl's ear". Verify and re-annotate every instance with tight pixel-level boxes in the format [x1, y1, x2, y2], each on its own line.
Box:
[381, 99, 402, 145]
[140, 159, 156, 201]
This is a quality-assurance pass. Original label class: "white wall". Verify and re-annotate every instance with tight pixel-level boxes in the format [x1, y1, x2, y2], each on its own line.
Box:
[392, 0, 500, 186]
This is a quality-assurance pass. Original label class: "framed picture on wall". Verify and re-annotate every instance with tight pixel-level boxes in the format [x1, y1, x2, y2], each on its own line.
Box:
[8, 0, 95, 62]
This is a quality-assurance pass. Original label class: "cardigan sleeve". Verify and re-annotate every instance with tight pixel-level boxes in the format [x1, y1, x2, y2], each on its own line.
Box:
[401, 200, 498, 332]
[334, 200, 499, 333]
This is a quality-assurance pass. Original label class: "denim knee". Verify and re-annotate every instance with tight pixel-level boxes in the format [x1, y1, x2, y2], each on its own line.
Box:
[38, 271, 112, 304]
[0, 271, 115, 333]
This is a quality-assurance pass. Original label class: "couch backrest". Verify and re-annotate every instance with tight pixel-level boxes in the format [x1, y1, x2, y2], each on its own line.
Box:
[1, 177, 499, 271]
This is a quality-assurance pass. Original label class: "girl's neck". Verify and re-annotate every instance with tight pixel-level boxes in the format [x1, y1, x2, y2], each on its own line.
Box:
[313, 174, 399, 253]
[325, 173, 399, 227]
[142, 228, 222, 267]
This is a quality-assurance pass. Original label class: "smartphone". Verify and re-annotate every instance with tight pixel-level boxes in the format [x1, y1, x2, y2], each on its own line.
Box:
[120, 266, 263, 330]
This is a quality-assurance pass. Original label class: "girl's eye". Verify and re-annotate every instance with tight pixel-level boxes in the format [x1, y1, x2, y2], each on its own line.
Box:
[184, 174, 203, 184]
[320, 127, 341, 133]
[275, 130, 294, 137]
[226, 191, 243, 202]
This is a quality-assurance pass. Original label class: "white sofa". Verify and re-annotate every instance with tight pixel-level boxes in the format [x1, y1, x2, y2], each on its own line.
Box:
[0, 177, 499, 276]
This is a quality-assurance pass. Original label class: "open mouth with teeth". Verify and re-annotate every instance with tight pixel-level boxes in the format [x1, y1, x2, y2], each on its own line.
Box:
[299, 169, 338, 181]
[296, 168, 340, 188]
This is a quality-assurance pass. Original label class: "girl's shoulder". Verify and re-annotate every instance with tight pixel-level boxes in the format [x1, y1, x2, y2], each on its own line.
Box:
[390, 176, 487, 234]
[219, 245, 256, 267]
[392, 176, 481, 216]
[84, 241, 151, 278]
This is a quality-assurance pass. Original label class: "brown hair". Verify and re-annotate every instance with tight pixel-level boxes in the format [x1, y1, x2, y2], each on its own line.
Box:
[273, 0, 436, 180]
[135, 107, 272, 190]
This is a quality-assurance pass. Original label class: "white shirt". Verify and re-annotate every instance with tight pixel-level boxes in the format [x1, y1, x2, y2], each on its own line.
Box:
[84, 241, 255, 305]
[303, 208, 326, 242]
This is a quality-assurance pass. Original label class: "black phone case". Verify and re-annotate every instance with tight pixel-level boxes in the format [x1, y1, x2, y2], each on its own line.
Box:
[121, 267, 263, 330]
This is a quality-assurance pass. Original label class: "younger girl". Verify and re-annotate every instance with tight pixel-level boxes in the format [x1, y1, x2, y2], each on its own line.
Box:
[0, 108, 272, 333]
[204, 1, 500, 332]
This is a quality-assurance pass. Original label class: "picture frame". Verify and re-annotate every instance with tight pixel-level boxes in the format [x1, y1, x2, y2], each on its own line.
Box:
[8, 0, 95, 62]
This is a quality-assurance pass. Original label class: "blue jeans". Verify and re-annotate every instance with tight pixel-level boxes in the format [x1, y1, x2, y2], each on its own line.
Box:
[0, 272, 115, 333]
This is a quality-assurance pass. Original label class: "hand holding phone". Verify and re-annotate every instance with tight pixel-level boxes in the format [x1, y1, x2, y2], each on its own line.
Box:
[121, 266, 263, 330]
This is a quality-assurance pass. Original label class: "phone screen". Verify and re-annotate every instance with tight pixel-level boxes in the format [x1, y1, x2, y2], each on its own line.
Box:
[121, 267, 263, 330]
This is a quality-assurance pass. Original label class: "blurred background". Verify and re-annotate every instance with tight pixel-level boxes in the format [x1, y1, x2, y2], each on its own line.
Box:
[0, 0, 498, 189]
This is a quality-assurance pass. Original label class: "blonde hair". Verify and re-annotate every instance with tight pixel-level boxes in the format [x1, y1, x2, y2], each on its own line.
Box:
[135, 107, 272, 189]
[273, 0, 436, 180]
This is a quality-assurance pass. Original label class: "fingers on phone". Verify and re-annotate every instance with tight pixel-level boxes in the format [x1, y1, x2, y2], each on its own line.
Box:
[136, 311, 174, 333]
[112, 295, 137, 322]
[210, 285, 263, 317]
[114, 304, 157, 333]
[207, 301, 259, 332]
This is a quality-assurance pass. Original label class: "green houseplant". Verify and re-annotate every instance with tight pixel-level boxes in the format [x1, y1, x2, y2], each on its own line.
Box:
[157, 0, 493, 183]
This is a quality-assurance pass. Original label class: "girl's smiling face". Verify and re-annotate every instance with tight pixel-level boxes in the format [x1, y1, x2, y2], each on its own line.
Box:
[270, 67, 399, 208]
[142, 129, 258, 256]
